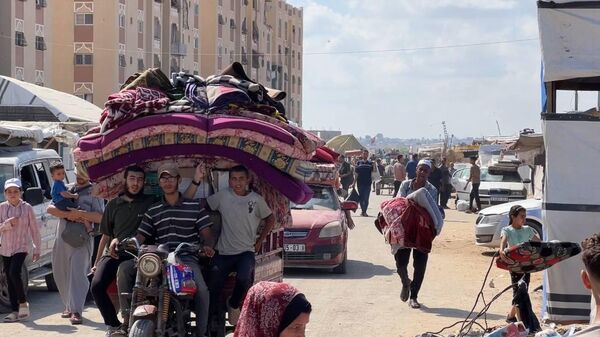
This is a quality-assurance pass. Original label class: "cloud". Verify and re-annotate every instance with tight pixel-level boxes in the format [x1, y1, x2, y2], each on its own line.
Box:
[289, 1, 542, 138]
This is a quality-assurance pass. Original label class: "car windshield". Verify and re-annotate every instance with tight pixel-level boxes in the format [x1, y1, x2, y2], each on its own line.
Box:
[0, 164, 15, 202]
[290, 186, 339, 211]
[481, 168, 522, 183]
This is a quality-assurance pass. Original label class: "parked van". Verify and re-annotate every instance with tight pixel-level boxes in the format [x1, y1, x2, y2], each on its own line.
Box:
[0, 145, 68, 312]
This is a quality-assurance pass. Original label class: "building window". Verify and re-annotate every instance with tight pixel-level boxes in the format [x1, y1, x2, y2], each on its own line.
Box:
[298, 51, 301, 68]
[75, 54, 93, 65]
[292, 75, 295, 93]
[36, 0, 47, 8]
[138, 20, 144, 33]
[230, 19, 235, 42]
[194, 4, 199, 15]
[230, 0, 234, 10]
[153, 54, 161, 67]
[154, 17, 161, 40]
[15, 31, 27, 47]
[76, 93, 94, 103]
[119, 54, 126, 67]
[75, 13, 94, 25]
[194, 37, 199, 49]
[292, 50, 295, 68]
[241, 18, 247, 35]
[285, 22, 288, 40]
[138, 58, 145, 71]
[278, 19, 281, 38]
[35, 36, 46, 50]
[292, 25, 296, 43]
[119, 14, 126, 28]
[217, 45, 223, 70]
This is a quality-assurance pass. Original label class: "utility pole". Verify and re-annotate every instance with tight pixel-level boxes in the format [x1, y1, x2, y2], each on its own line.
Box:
[495, 120, 502, 136]
[442, 121, 449, 156]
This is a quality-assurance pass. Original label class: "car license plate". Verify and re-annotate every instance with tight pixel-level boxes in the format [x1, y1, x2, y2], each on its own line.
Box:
[490, 196, 509, 202]
[284, 244, 305, 252]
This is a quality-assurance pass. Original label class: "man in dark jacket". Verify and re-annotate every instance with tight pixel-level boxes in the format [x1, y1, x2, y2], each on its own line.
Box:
[355, 150, 374, 217]
[427, 159, 442, 204]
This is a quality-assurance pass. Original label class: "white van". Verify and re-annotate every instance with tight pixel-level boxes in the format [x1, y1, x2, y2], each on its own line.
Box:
[0, 146, 68, 312]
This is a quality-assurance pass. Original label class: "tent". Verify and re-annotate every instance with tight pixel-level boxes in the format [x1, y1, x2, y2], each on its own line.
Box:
[538, 0, 600, 323]
[325, 134, 366, 153]
[0, 76, 101, 122]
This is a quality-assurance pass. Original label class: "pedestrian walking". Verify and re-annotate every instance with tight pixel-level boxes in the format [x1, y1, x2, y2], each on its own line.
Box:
[234, 281, 312, 337]
[338, 155, 353, 198]
[47, 168, 104, 325]
[0, 178, 41, 322]
[439, 157, 452, 209]
[355, 150, 374, 216]
[428, 158, 442, 203]
[572, 233, 600, 336]
[397, 160, 438, 309]
[465, 157, 481, 212]
[406, 154, 418, 180]
[499, 205, 541, 323]
[393, 155, 406, 197]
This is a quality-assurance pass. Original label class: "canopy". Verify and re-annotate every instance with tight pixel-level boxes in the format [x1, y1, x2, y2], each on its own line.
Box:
[0, 76, 101, 122]
[538, 1, 600, 83]
[325, 134, 366, 153]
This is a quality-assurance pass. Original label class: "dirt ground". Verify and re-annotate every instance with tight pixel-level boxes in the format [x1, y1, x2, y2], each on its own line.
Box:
[0, 192, 544, 337]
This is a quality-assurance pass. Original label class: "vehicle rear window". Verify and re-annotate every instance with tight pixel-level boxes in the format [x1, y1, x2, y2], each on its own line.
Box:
[290, 186, 339, 211]
[481, 168, 522, 183]
[0, 164, 15, 202]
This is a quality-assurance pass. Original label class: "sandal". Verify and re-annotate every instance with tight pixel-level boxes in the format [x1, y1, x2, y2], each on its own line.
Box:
[18, 302, 30, 321]
[61, 310, 71, 318]
[3, 312, 18, 323]
[69, 312, 82, 325]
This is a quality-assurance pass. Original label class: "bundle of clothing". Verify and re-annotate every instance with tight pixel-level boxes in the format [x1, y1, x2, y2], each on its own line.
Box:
[75, 64, 328, 208]
[376, 188, 444, 254]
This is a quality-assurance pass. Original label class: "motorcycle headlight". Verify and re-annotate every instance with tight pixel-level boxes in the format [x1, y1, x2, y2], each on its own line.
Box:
[319, 221, 342, 238]
[138, 253, 162, 278]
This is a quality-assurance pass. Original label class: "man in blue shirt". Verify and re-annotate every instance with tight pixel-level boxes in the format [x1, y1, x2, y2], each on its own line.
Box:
[354, 150, 374, 216]
[405, 154, 419, 179]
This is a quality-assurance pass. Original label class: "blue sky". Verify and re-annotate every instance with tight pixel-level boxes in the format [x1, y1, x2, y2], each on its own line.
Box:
[287, 1, 549, 138]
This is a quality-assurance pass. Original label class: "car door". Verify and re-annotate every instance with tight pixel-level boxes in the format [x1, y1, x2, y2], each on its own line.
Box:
[452, 169, 470, 201]
[33, 160, 60, 267]
[19, 162, 50, 268]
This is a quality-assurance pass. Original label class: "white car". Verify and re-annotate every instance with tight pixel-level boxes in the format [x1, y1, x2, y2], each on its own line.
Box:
[474, 199, 543, 248]
[451, 166, 528, 208]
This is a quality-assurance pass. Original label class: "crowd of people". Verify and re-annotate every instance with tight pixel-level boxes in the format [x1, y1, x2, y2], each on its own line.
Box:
[0, 150, 599, 336]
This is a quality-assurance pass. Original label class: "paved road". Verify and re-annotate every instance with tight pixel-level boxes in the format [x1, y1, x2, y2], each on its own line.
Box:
[0, 192, 543, 336]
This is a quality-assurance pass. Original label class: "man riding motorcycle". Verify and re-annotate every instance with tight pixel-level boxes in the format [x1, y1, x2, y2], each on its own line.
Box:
[113, 164, 215, 337]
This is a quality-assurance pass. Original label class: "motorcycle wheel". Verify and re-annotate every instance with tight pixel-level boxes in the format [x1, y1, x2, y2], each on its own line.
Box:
[129, 319, 155, 337]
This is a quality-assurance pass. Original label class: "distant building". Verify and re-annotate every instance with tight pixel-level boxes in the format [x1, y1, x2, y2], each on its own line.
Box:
[308, 130, 342, 142]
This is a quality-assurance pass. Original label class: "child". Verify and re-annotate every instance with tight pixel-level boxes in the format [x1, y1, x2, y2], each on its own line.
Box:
[499, 204, 541, 323]
[0, 178, 41, 322]
[50, 163, 78, 211]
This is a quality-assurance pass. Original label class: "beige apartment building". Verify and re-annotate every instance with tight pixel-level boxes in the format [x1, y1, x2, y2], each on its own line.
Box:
[0, 0, 303, 125]
[200, 0, 303, 125]
[0, 0, 50, 86]
[48, 0, 201, 107]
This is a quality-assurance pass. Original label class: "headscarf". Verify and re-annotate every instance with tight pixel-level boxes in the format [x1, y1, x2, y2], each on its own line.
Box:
[234, 281, 306, 337]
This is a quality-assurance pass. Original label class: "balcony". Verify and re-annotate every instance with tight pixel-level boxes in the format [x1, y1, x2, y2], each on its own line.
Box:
[170, 42, 187, 56]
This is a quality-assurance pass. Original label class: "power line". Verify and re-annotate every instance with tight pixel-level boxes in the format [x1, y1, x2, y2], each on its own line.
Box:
[304, 38, 539, 55]
[0, 33, 538, 56]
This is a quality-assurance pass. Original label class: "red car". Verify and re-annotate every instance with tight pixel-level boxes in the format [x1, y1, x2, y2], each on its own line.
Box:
[283, 185, 357, 274]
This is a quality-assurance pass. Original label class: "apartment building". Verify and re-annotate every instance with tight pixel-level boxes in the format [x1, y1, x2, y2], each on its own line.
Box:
[49, 0, 200, 107]
[200, 0, 303, 125]
[0, 0, 50, 86]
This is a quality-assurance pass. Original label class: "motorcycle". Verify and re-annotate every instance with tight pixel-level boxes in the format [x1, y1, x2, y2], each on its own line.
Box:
[118, 239, 203, 337]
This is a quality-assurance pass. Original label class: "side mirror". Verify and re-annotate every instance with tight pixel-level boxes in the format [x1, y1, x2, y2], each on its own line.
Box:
[522, 179, 532, 184]
[341, 200, 358, 212]
[23, 187, 44, 206]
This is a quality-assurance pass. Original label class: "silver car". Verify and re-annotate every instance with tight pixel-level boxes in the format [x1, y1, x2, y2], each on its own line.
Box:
[451, 167, 528, 208]
[474, 199, 543, 248]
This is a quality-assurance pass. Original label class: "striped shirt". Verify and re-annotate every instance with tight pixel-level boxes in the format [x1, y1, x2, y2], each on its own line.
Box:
[0, 200, 41, 257]
[137, 195, 212, 251]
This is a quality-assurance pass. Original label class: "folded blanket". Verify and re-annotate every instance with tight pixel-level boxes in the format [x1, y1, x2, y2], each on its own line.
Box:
[406, 188, 444, 235]
[379, 196, 437, 253]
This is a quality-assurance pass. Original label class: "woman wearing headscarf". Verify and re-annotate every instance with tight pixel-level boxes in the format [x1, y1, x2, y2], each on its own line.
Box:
[234, 281, 312, 337]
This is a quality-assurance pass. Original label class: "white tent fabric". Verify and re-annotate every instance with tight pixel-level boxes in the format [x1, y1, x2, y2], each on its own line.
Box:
[538, 1, 600, 81]
[541, 119, 599, 322]
[0, 76, 101, 122]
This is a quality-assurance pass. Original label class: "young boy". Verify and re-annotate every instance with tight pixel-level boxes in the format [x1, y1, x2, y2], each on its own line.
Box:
[50, 163, 78, 211]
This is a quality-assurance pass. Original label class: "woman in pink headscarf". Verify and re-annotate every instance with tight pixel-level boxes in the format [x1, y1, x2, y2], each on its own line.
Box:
[234, 281, 312, 337]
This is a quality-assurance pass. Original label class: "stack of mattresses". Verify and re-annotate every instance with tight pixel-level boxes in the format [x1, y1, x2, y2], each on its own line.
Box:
[73, 64, 323, 212]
